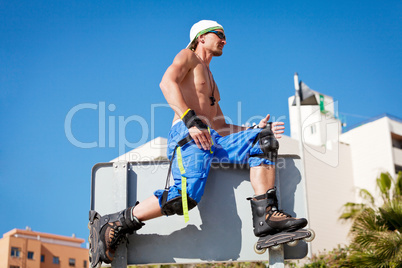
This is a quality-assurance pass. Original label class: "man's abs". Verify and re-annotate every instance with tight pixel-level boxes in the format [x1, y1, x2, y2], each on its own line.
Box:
[172, 63, 219, 125]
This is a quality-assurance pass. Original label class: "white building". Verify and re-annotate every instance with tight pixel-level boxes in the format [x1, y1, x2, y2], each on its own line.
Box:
[340, 114, 402, 202]
[288, 81, 342, 149]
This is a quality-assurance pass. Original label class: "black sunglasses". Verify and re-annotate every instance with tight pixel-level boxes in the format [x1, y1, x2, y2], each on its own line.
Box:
[208, 30, 226, 41]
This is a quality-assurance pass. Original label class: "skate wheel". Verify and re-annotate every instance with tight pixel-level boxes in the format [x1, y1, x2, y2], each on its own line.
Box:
[287, 240, 299, 247]
[271, 244, 282, 250]
[254, 243, 266, 254]
[303, 228, 316, 242]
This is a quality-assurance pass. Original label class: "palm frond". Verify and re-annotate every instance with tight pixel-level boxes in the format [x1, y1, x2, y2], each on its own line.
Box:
[377, 172, 392, 201]
[350, 208, 386, 233]
[374, 230, 402, 261]
[339, 202, 367, 220]
[346, 249, 393, 268]
[359, 188, 375, 206]
[338, 172, 402, 267]
[379, 200, 402, 231]
[395, 171, 402, 198]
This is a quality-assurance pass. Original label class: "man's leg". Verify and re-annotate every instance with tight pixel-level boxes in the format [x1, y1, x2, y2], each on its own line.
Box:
[89, 195, 167, 268]
[90, 191, 195, 267]
[88, 203, 145, 267]
[133, 195, 163, 221]
[213, 125, 308, 237]
[250, 164, 275, 195]
[249, 163, 307, 237]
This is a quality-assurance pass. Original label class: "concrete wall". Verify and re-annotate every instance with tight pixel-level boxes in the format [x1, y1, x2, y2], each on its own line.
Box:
[279, 136, 354, 253]
[41, 242, 88, 268]
[304, 140, 354, 252]
[0, 236, 9, 268]
[390, 118, 402, 136]
[6, 236, 41, 268]
[340, 117, 395, 202]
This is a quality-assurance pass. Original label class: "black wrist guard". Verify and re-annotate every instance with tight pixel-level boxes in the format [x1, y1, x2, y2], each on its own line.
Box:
[182, 109, 208, 130]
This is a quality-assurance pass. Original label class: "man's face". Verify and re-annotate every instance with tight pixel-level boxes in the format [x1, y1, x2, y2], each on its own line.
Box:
[204, 29, 226, 56]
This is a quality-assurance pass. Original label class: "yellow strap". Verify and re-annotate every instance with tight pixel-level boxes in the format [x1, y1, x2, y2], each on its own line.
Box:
[177, 147, 186, 174]
[180, 108, 192, 120]
[181, 176, 189, 222]
[176, 147, 189, 223]
[208, 127, 214, 154]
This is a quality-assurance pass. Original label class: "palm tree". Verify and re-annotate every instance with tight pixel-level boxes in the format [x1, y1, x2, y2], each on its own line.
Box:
[339, 172, 402, 267]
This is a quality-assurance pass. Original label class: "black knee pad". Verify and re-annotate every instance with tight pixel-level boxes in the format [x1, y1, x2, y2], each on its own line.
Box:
[251, 123, 279, 162]
[161, 190, 198, 216]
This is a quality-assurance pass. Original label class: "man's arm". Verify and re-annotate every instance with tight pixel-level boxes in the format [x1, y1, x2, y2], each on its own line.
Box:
[160, 49, 193, 117]
[160, 49, 212, 150]
[213, 104, 285, 138]
[212, 104, 248, 136]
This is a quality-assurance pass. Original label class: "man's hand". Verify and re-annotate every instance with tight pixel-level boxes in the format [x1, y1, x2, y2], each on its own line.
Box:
[181, 109, 212, 150]
[258, 114, 285, 139]
[188, 127, 212, 150]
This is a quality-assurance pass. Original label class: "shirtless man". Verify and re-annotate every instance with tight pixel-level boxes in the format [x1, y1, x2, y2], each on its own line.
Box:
[89, 20, 307, 267]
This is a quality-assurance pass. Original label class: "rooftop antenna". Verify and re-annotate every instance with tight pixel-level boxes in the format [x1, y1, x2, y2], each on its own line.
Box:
[294, 72, 312, 257]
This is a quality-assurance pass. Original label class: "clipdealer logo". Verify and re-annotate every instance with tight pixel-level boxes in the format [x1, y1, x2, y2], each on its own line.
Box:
[64, 101, 287, 156]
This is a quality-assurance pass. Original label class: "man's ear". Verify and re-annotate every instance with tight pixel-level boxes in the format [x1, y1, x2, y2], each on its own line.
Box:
[199, 34, 206, 44]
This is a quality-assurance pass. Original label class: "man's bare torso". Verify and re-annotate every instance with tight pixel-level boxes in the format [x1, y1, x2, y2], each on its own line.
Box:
[172, 51, 221, 127]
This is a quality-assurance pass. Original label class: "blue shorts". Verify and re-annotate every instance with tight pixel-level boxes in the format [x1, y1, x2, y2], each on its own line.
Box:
[154, 121, 273, 207]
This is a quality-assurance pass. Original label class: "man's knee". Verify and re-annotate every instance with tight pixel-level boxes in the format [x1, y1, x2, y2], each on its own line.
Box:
[161, 191, 198, 216]
[251, 123, 279, 162]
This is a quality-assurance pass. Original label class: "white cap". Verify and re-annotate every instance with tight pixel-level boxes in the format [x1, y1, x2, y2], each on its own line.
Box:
[186, 20, 224, 50]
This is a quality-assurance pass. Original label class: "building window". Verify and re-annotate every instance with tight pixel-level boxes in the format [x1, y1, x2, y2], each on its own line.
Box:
[310, 125, 316, 134]
[53, 256, 60, 264]
[395, 165, 402, 175]
[69, 258, 76, 267]
[11, 247, 21, 258]
[83, 260, 87, 268]
[391, 133, 402, 149]
[27, 251, 34, 260]
[41, 255, 45, 262]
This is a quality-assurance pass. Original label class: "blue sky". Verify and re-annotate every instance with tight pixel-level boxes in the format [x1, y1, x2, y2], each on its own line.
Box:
[1, 0, 401, 244]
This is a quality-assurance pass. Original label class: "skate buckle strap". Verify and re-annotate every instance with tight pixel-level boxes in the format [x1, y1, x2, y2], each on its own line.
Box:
[247, 188, 277, 201]
[176, 146, 189, 223]
[247, 192, 268, 201]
